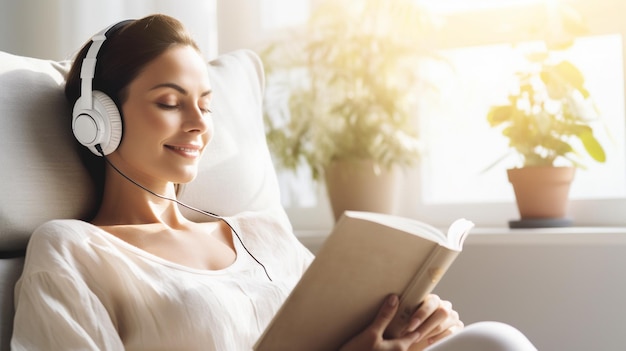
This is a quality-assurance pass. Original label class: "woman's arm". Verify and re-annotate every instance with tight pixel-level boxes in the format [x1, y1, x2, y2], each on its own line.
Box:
[12, 271, 123, 351]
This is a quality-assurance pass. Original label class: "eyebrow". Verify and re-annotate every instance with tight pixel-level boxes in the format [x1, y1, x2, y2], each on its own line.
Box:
[150, 82, 212, 97]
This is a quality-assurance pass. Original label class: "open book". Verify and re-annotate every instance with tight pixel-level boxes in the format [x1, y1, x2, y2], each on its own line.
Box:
[254, 211, 474, 351]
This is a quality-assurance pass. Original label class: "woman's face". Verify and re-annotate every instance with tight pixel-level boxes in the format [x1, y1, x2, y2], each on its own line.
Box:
[115, 45, 212, 188]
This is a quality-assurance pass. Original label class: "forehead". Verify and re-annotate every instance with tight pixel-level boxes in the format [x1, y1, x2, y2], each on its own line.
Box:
[131, 45, 211, 91]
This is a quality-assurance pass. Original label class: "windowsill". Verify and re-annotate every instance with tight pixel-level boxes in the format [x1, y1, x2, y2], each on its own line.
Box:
[459, 226, 626, 243]
[295, 226, 626, 253]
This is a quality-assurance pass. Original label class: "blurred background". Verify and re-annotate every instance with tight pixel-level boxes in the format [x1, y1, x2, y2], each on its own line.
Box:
[1, 0, 624, 231]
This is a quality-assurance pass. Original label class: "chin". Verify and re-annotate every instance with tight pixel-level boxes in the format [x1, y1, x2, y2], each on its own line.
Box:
[178, 171, 198, 184]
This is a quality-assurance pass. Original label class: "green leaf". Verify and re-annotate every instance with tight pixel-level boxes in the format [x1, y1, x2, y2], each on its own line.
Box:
[541, 70, 567, 100]
[541, 137, 573, 156]
[487, 105, 513, 126]
[554, 60, 585, 91]
[578, 129, 607, 163]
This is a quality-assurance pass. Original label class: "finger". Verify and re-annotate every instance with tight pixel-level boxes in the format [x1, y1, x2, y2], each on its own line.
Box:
[412, 299, 458, 338]
[418, 303, 460, 340]
[405, 294, 442, 333]
[373, 295, 423, 347]
[410, 324, 462, 351]
[426, 321, 465, 346]
[369, 294, 401, 334]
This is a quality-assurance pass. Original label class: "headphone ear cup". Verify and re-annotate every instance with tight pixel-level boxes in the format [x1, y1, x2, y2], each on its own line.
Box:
[72, 91, 123, 156]
[92, 91, 123, 155]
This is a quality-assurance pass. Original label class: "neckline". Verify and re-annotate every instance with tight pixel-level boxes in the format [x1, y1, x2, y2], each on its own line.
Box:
[83, 218, 245, 275]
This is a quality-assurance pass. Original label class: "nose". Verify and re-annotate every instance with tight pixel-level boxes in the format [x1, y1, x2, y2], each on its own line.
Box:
[183, 105, 210, 133]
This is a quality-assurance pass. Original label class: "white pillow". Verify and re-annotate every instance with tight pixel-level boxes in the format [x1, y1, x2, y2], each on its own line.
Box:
[0, 49, 281, 251]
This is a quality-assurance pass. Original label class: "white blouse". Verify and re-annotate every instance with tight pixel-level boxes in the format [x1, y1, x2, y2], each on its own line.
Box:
[11, 208, 314, 351]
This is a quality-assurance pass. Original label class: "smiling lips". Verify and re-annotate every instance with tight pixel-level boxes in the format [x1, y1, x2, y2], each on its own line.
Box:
[166, 145, 201, 158]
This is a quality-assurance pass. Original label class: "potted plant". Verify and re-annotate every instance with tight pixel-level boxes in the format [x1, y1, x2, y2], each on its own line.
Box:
[486, 47, 606, 227]
[485, 2, 608, 227]
[261, 0, 439, 220]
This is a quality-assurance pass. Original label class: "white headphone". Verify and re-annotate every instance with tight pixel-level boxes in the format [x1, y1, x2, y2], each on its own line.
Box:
[72, 20, 132, 156]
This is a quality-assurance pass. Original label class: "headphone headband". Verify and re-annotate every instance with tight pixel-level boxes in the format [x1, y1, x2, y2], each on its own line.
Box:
[72, 19, 133, 156]
[76, 20, 134, 112]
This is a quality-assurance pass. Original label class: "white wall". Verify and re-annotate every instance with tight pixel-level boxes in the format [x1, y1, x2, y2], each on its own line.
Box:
[0, 0, 217, 61]
[215, 0, 262, 54]
[0, 0, 271, 65]
[434, 230, 626, 351]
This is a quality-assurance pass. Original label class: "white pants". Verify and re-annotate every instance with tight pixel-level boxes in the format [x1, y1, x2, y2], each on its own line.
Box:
[425, 322, 537, 351]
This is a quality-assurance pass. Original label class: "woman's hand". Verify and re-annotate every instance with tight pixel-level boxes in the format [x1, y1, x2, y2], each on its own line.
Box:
[340, 294, 463, 351]
[407, 294, 464, 350]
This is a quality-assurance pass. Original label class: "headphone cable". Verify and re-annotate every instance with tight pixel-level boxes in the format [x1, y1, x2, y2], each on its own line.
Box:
[95, 144, 273, 281]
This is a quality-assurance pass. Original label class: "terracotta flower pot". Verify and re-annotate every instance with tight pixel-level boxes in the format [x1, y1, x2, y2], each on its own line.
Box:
[507, 166, 575, 220]
[324, 159, 401, 221]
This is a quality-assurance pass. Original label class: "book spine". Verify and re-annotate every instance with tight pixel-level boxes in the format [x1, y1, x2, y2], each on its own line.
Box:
[384, 246, 460, 338]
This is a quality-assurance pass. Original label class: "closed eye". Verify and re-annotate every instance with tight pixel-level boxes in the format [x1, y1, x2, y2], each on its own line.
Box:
[157, 102, 211, 114]
[157, 103, 179, 110]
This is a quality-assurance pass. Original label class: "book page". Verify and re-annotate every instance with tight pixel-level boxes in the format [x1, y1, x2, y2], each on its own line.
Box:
[445, 218, 474, 250]
[344, 211, 447, 243]
[345, 211, 473, 250]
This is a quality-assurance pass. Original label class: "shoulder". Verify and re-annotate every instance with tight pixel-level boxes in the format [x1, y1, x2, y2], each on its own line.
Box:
[29, 219, 94, 248]
[226, 206, 293, 240]
[24, 219, 98, 270]
[34, 218, 92, 232]
[224, 207, 314, 266]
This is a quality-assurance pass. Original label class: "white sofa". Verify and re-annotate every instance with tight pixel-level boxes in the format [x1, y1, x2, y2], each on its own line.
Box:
[0, 49, 283, 350]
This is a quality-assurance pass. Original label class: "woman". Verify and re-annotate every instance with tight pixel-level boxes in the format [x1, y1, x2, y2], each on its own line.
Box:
[11, 14, 534, 351]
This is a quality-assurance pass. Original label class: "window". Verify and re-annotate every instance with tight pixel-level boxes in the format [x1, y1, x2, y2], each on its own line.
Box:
[408, 0, 626, 227]
[422, 35, 625, 204]
[260, 0, 626, 229]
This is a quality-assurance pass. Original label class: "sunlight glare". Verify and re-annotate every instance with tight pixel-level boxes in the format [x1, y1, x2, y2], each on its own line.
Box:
[419, 0, 544, 13]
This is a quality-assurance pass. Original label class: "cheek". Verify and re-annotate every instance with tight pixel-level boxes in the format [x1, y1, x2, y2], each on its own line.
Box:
[122, 105, 173, 140]
[116, 111, 157, 158]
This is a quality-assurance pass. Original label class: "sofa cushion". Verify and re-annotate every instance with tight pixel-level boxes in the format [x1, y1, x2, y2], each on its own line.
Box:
[0, 49, 281, 251]
[0, 257, 24, 350]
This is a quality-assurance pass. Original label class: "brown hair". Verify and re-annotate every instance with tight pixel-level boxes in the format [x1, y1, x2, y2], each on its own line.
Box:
[65, 14, 201, 218]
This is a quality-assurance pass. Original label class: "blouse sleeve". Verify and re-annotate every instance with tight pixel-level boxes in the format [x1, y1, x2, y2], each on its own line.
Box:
[11, 220, 124, 351]
[11, 270, 123, 351]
